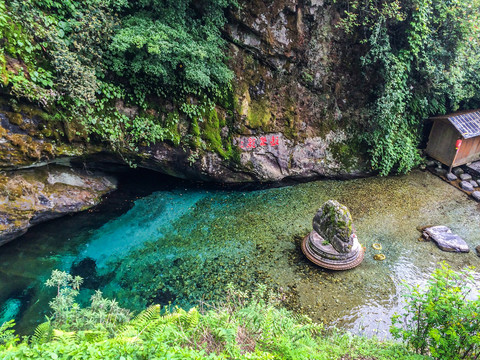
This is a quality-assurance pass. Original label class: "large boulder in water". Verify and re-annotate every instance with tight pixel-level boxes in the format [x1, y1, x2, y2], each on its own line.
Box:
[422, 226, 469, 253]
[312, 200, 354, 254]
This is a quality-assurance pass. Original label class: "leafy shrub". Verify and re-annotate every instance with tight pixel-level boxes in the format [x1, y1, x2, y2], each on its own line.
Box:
[43, 269, 131, 336]
[0, 0, 236, 157]
[335, 0, 480, 175]
[391, 262, 480, 359]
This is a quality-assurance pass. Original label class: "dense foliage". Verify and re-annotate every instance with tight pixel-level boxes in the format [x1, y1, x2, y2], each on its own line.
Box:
[2, 0, 480, 172]
[391, 263, 480, 359]
[0, 0, 235, 152]
[0, 271, 423, 360]
[335, 0, 480, 175]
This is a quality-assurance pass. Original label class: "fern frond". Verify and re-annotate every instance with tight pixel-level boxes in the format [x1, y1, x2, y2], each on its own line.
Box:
[52, 329, 76, 343]
[76, 330, 108, 343]
[118, 304, 161, 338]
[31, 321, 52, 344]
[180, 308, 199, 330]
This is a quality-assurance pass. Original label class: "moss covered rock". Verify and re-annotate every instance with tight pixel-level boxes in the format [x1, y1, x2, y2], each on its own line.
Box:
[312, 200, 354, 253]
[0, 165, 116, 246]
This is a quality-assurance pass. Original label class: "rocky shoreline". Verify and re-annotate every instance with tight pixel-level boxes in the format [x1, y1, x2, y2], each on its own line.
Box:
[0, 166, 116, 245]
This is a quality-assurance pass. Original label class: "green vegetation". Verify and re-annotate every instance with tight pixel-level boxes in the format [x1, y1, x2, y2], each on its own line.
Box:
[0, 0, 236, 154]
[391, 263, 480, 359]
[335, 0, 480, 175]
[2, 265, 479, 358]
[0, 270, 425, 359]
[2, 0, 480, 172]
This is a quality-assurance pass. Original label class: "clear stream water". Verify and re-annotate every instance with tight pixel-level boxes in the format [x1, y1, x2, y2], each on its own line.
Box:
[1, 169, 479, 338]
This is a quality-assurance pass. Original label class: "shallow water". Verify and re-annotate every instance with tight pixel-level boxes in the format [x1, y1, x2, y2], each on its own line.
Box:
[1, 169, 479, 337]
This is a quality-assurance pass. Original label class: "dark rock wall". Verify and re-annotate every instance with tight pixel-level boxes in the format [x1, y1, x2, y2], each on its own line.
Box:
[0, 1, 371, 183]
[220, 0, 371, 180]
[135, 1, 371, 182]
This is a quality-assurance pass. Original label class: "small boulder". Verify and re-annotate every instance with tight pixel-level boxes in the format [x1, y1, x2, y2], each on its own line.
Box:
[423, 226, 469, 253]
[453, 167, 464, 176]
[446, 173, 457, 181]
[472, 191, 480, 201]
[460, 173, 472, 181]
[460, 181, 474, 191]
[470, 180, 479, 188]
[434, 167, 447, 176]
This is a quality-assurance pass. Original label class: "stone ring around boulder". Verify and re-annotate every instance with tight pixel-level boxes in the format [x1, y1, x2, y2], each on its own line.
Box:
[301, 200, 364, 270]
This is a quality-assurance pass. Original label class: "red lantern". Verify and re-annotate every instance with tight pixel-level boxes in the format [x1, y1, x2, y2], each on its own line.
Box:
[455, 139, 462, 150]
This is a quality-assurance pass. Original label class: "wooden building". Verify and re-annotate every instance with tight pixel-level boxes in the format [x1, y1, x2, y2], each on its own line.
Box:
[426, 109, 480, 170]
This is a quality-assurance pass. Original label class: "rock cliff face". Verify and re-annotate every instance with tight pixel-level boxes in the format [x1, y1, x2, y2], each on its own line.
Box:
[0, 1, 369, 183]
[0, 1, 371, 243]
[221, 0, 370, 180]
[134, 0, 370, 182]
[0, 166, 116, 245]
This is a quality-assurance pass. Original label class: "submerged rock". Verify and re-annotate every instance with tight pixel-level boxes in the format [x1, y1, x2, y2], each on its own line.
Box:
[422, 226, 469, 253]
[0, 166, 116, 246]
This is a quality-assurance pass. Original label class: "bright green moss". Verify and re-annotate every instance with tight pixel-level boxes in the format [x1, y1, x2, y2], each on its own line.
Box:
[247, 98, 271, 130]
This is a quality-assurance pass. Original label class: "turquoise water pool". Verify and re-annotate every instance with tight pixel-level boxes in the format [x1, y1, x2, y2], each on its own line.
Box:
[1, 169, 479, 338]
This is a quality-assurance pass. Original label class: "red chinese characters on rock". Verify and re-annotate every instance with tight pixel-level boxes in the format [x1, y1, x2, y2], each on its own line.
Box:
[246, 137, 256, 148]
[237, 136, 279, 150]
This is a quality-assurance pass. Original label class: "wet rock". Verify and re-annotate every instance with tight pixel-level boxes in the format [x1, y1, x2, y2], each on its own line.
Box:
[472, 191, 480, 201]
[452, 167, 464, 176]
[144, 131, 369, 183]
[423, 226, 469, 253]
[0, 166, 116, 246]
[446, 173, 457, 181]
[470, 180, 478, 188]
[460, 173, 472, 181]
[460, 181, 474, 191]
[434, 167, 447, 176]
[0, 109, 101, 170]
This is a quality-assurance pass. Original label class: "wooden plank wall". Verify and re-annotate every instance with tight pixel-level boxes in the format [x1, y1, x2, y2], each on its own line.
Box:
[453, 137, 480, 166]
[426, 121, 458, 166]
